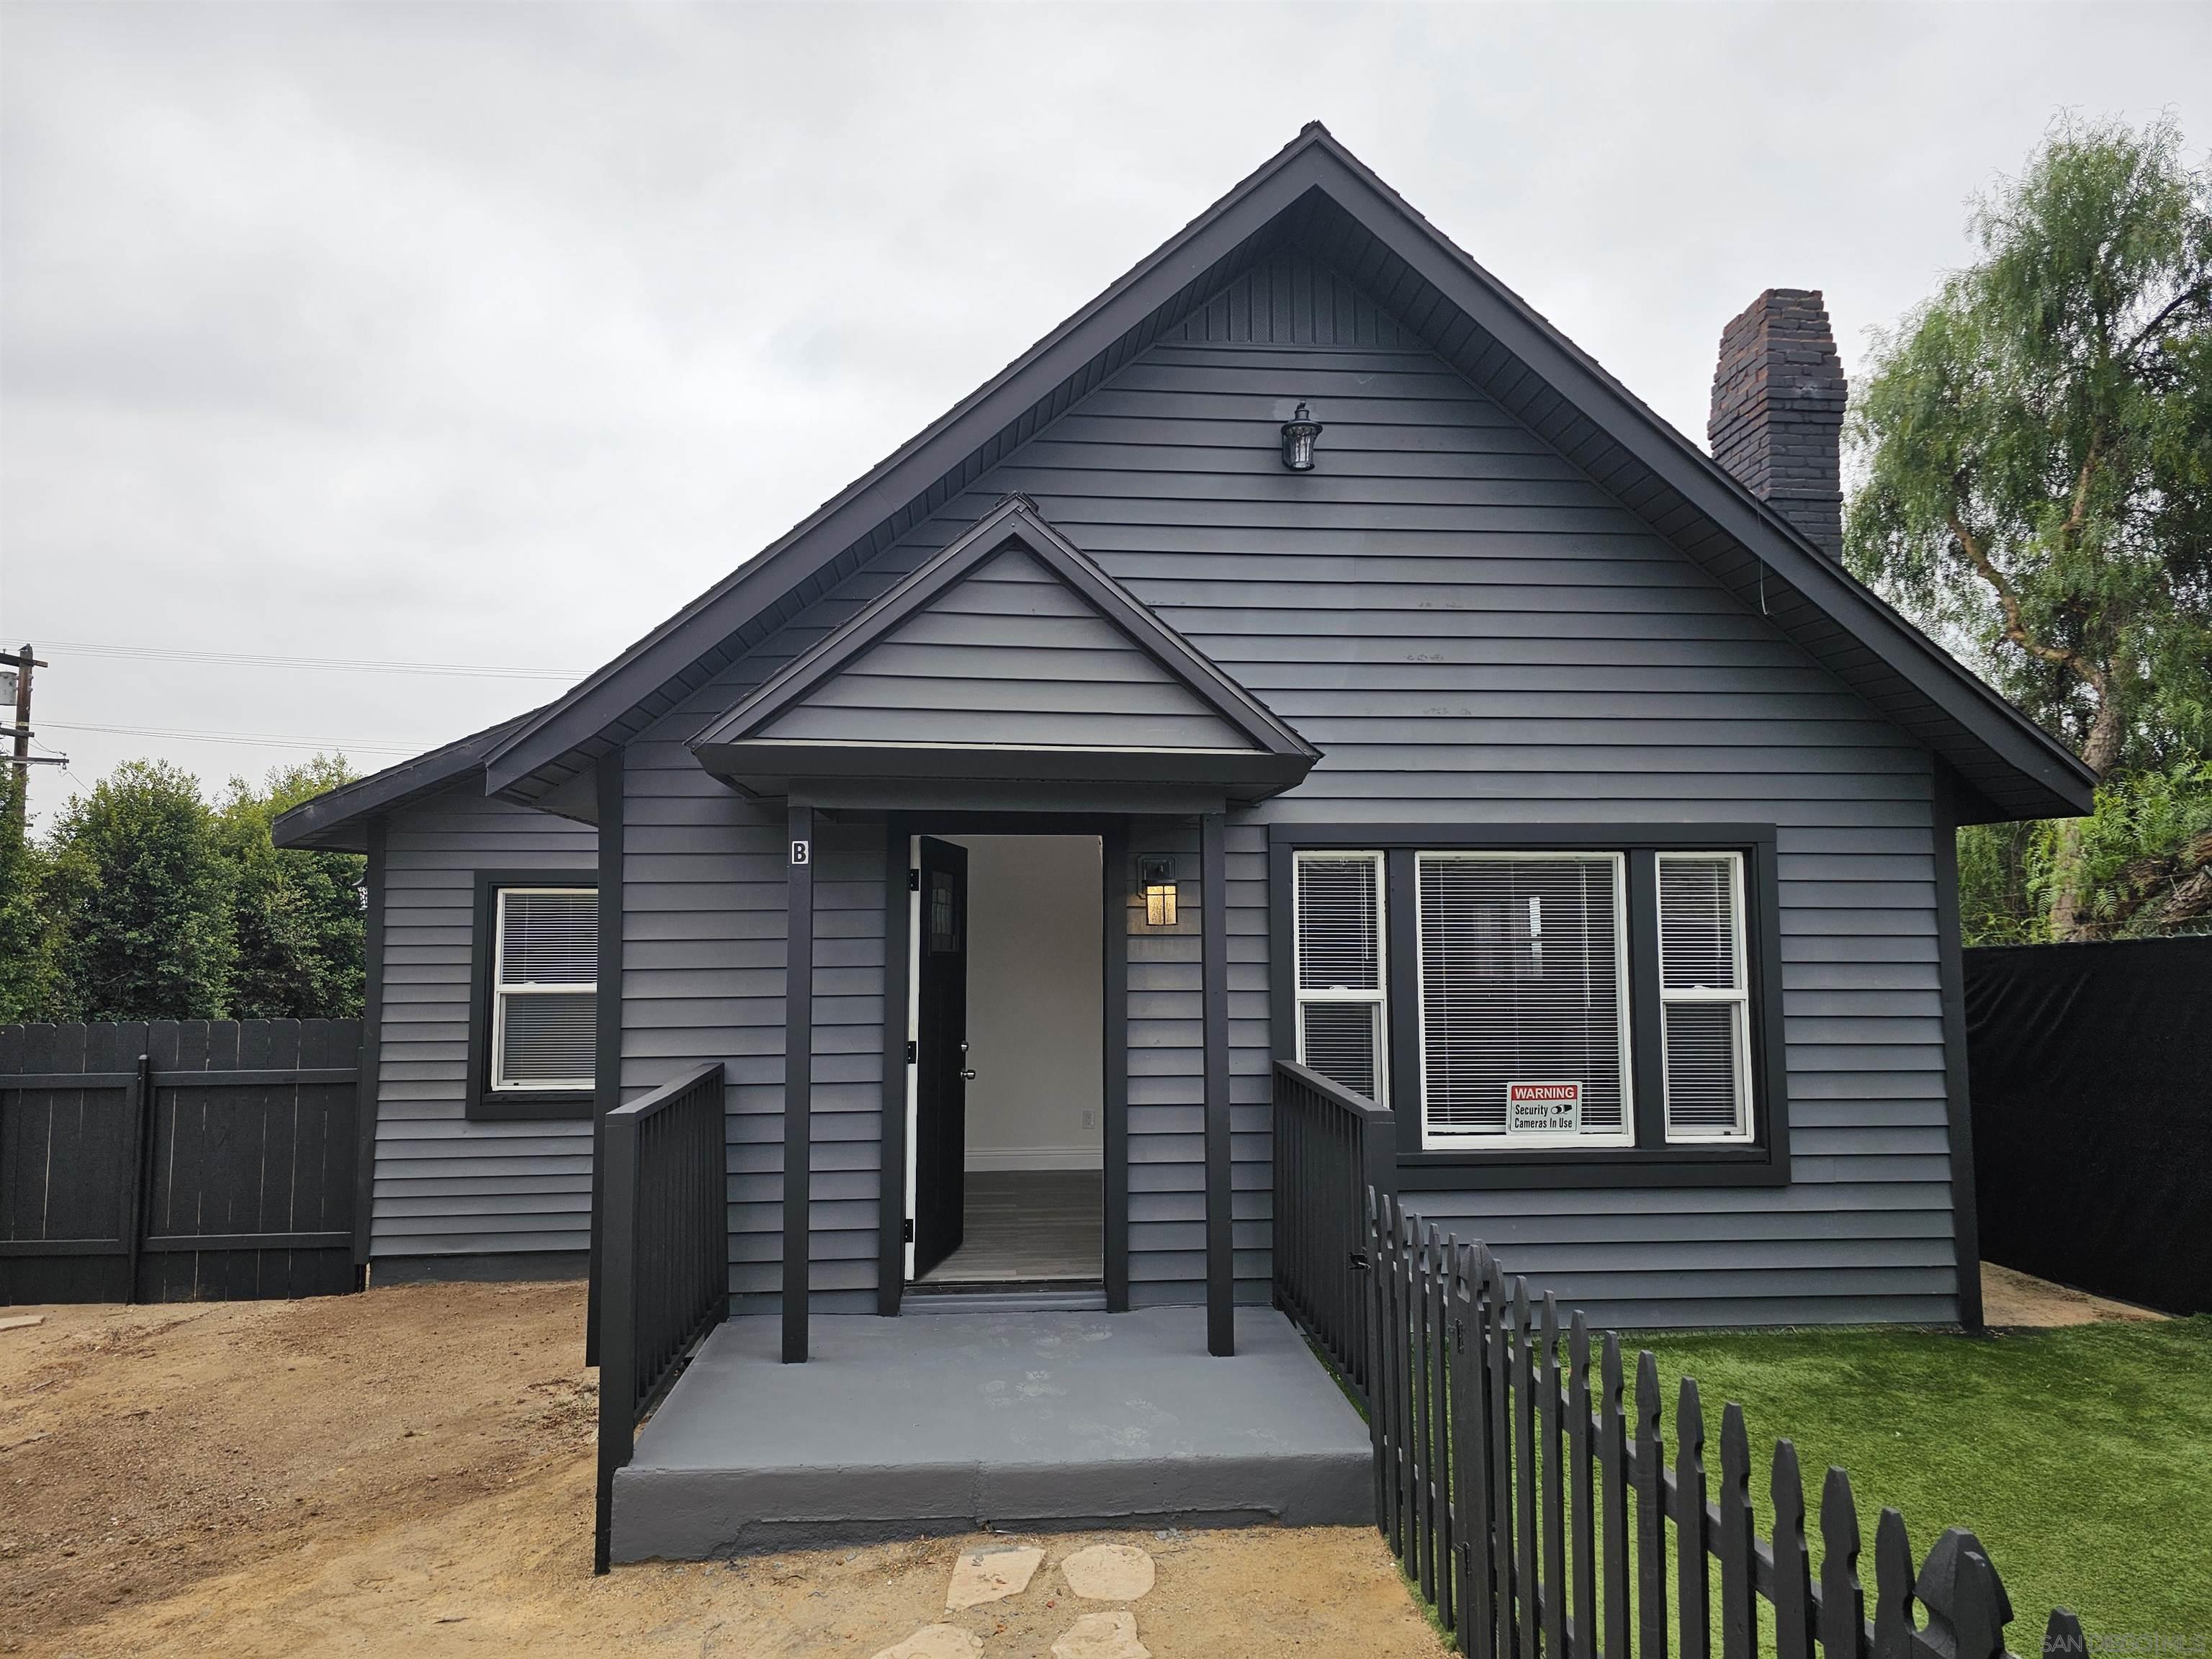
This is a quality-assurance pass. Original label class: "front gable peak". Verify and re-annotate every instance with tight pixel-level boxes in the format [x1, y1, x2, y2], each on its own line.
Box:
[690, 496, 1318, 802]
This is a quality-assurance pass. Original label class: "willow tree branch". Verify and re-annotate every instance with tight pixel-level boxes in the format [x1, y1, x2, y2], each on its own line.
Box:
[2125, 276, 2212, 360]
[1946, 512, 2085, 675]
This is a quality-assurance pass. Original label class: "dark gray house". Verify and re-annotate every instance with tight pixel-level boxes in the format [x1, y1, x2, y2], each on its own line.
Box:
[278, 125, 2091, 1365]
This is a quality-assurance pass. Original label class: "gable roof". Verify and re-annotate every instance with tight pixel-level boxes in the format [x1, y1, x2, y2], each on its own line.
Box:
[691, 495, 1318, 799]
[270, 707, 544, 852]
[482, 122, 2092, 824]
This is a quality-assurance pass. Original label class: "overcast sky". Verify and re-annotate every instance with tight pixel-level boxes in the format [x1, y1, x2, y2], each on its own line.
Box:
[4, 2, 2208, 827]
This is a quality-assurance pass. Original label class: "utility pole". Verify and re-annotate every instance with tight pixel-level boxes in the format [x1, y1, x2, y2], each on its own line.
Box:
[3, 642, 66, 828]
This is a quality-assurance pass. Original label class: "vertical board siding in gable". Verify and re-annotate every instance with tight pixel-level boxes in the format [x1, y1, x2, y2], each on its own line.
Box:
[375, 784, 596, 1259]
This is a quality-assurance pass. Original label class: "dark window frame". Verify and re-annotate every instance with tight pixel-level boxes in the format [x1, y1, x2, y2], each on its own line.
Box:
[467, 867, 599, 1122]
[1268, 824, 1789, 1190]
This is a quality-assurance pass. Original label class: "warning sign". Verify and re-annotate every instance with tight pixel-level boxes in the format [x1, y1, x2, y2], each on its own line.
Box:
[1506, 1081, 1583, 1136]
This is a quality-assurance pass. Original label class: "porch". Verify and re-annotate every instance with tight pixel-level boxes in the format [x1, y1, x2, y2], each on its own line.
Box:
[607, 1305, 1374, 1562]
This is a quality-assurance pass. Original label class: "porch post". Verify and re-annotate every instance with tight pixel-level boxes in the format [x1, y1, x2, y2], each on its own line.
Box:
[585, 750, 624, 1366]
[1202, 810, 1233, 1356]
[783, 800, 814, 1363]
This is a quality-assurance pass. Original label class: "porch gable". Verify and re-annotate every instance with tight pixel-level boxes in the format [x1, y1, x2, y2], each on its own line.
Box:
[689, 495, 1318, 801]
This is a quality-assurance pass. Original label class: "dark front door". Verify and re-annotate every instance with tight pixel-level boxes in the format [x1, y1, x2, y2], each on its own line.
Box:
[912, 836, 971, 1279]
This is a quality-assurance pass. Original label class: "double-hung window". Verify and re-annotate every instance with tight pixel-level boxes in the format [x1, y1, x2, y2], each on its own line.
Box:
[490, 887, 598, 1092]
[1292, 851, 1388, 1105]
[1276, 830, 1776, 1172]
[1656, 852, 1754, 1141]
[1415, 852, 1633, 1149]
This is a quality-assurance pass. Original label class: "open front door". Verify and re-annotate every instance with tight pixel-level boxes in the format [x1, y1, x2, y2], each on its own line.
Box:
[911, 836, 970, 1280]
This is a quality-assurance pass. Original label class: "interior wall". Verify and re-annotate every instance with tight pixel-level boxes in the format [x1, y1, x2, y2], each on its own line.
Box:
[947, 835, 1104, 1170]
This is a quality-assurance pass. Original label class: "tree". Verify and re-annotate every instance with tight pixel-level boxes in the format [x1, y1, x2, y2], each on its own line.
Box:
[217, 756, 365, 1019]
[1959, 761, 2212, 943]
[1847, 113, 2212, 938]
[0, 770, 60, 1020]
[41, 760, 235, 1020]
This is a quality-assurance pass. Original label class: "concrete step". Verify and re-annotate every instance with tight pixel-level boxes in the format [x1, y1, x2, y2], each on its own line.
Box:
[611, 1306, 1373, 1560]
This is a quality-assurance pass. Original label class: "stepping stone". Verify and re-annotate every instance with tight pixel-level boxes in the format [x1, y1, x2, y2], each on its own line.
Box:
[872, 1627, 983, 1659]
[944, 1544, 1044, 1610]
[1051, 1611, 1149, 1659]
[1060, 1544, 1155, 1601]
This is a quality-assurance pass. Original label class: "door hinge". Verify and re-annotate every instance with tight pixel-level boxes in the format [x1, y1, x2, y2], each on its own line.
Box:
[907, 868, 920, 891]
[906, 1040, 917, 1064]
[902, 1218, 914, 1243]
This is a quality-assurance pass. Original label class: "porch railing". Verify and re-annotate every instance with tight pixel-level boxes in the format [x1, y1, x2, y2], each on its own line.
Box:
[1364, 1192, 2088, 1659]
[593, 1060, 726, 1574]
[1270, 1058, 1397, 1400]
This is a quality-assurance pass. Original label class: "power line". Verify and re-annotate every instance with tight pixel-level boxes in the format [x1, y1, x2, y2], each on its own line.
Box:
[27, 639, 586, 681]
[40, 719, 423, 756]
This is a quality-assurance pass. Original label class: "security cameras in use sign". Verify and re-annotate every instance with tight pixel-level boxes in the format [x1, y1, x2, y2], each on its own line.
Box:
[791, 840, 810, 866]
[1506, 1081, 1582, 1136]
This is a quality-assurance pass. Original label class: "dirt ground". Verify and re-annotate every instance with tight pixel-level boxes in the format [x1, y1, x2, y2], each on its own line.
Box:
[1980, 1261, 2170, 1327]
[0, 1282, 1443, 1659]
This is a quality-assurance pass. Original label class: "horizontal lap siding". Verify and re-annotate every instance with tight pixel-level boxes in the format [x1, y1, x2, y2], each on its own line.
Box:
[819, 319, 1952, 1325]
[615, 256, 1956, 1325]
[627, 683, 886, 1316]
[760, 547, 1244, 749]
[377, 786, 596, 1259]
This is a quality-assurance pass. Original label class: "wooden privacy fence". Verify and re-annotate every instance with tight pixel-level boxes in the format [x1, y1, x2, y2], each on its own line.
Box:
[1362, 1195, 2088, 1659]
[593, 1060, 727, 1575]
[0, 1021, 362, 1305]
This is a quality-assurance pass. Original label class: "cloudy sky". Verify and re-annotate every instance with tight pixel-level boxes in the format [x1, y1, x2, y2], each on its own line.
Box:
[4, 2, 2208, 826]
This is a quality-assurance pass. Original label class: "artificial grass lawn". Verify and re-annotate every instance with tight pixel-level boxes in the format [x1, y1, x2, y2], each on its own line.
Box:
[1635, 1317, 2212, 1643]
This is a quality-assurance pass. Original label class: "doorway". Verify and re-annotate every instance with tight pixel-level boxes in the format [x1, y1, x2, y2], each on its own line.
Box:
[905, 833, 1105, 1290]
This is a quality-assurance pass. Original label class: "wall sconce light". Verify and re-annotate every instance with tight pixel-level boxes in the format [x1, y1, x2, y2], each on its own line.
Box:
[1139, 856, 1178, 927]
[1280, 401, 1323, 471]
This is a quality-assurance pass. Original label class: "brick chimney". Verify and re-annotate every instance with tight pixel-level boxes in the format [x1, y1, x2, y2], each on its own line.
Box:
[1708, 289, 1847, 558]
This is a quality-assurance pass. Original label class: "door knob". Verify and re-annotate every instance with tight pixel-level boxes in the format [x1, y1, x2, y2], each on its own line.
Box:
[960, 1068, 979, 1082]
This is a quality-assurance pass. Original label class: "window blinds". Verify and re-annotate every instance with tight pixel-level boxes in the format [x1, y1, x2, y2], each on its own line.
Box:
[1416, 853, 1632, 1143]
[494, 887, 598, 1090]
[1658, 853, 1752, 1140]
[1293, 853, 1388, 1106]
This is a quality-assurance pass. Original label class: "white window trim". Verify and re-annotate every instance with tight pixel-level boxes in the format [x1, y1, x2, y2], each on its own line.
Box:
[491, 886, 598, 1092]
[1291, 850, 1388, 1108]
[1658, 850, 1755, 1143]
[1414, 850, 1636, 1152]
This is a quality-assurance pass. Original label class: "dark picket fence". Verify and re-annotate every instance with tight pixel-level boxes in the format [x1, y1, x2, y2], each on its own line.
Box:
[0, 1020, 363, 1305]
[1267, 1059, 2089, 1659]
[593, 1060, 727, 1574]
[1362, 1196, 2087, 1659]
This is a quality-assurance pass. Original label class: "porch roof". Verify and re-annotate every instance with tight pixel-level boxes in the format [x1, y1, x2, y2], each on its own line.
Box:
[688, 495, 1320, 804]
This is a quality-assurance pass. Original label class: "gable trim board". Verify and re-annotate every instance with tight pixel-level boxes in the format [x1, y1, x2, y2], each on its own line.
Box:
[690, 495, 1318, 799]
[481, 125, 2090, 829]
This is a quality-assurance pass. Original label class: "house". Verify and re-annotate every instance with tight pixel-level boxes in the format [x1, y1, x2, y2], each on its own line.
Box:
[277, 125, 2090, 1414]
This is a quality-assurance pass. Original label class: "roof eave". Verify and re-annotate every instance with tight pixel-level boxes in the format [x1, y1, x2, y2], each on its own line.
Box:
[270, 713, 541, 851]
[477, 122, 2091, 824]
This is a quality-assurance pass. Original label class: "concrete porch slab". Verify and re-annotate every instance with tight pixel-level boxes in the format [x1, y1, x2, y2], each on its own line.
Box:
[610, 1305, 1373, 1561]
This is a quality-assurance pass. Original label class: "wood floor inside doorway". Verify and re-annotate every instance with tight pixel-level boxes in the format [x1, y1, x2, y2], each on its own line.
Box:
[917, 1170, 1102, 1283]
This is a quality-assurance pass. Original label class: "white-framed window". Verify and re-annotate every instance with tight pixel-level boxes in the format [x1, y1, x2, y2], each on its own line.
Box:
[1657, 852, 1753, 1142]
[1415, 851, 1634, 1150]
[1292, 850, 1388, 1106]
[491, 887, 598, 1092]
